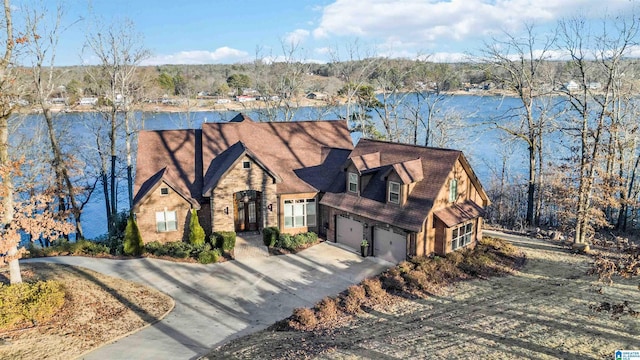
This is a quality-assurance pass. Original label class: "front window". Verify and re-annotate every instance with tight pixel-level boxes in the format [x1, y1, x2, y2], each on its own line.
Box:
[388, 181, 400, 204]
[449, 179, 458, 203]
[348, 172, 358, 193]
[156, 210, 177, 232]
[284, 199, 316, 228]
[451, 222, 473, 250]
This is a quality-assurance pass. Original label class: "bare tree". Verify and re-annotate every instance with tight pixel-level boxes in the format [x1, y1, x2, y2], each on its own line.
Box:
[482, 24, 558, 227]
[22, 2, 87, 237]
[84, 17, 149, 232]
[557, 14, 640, 244]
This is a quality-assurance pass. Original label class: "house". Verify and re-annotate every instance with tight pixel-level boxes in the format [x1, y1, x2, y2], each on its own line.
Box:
[306, 92, 328, 100]
[320, 140, 489, 263]
[132, 113, 489, 263]
[563, 80, 580, 91]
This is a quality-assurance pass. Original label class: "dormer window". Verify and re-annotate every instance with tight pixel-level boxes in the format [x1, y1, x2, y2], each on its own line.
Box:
[160, 187, 169, 196]
[388, 181, 400, 204]
[449, 179, 458, 203]
[348, 172, 358, 193]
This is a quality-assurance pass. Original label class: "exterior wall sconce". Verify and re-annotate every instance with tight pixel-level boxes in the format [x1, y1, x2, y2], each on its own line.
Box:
[267, 204, 273, 212]
[364, 223, 369, 229]
[224, 207, 229, 215]
[242, 191, 250, 203]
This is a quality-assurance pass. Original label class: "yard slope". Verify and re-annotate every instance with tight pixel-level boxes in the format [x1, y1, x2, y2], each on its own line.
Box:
[204, 235, 639, 359]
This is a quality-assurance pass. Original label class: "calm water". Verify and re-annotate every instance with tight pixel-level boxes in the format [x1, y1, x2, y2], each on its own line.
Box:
[16, 94, 557, 239]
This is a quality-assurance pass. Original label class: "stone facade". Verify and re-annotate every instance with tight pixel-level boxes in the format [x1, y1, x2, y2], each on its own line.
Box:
[210, 155, 278, 232]
[135, 181, 193, 244]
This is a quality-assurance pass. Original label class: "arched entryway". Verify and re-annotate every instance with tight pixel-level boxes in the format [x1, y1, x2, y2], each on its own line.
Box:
[234, 190, 262, 232]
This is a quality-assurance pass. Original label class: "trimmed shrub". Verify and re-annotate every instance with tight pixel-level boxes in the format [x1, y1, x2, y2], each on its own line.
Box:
[277, 234, 295, 250]
[342, 285, 366, 314]
[315, 297, 340, 322]
[263, 227, 280, 247]
[188, 209, 206, 246]
[0, 281, 65, 330]
[198, 248, 222, 264]
[361, 277, 386, 301]
[289, 307, 317, 330]
[73, 240, 110, 256]
[123, 215, 144, 256]
[380, 267, 406, 292]
[212, 231, 236, 252]
[144, 241, 165, 256]
[164, 241, 192, 259]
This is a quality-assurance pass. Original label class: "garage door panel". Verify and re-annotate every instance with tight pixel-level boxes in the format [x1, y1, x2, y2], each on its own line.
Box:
[374, 227, 406, 264]
[336, 216, 363, 251]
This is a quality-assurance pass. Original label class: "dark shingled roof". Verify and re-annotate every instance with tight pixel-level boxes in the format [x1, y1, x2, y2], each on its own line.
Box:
[434, 200, 485, 227]
[134, 129, 202, 208]
[201, 115, 353, 194]
[321, 139, 465, 232]
[133, 114, 353, 209]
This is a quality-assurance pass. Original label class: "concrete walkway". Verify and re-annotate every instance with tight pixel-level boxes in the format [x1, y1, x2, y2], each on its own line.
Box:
[23, 242, 392, 360]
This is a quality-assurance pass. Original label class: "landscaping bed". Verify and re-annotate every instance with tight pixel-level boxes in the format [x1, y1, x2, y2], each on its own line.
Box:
[0, 263, 173, 359]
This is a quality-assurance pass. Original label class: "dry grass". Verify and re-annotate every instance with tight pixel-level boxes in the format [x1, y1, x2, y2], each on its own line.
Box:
[205, 236, 640, 359]
[0, 263, 173, 360]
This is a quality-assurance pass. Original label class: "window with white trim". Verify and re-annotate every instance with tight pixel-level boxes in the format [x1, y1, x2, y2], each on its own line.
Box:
[449, 179, 458, 202]
[284, 199, 316, 228]
[451, 222, 473, 250]
[156, 210, 178, 232]
[388, 181, 400, 204]
[348, 172, 358, 193]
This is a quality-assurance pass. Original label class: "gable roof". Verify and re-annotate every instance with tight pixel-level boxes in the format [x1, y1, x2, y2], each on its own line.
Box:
[202, 141, 281, 196]
[201, 116, 353, 194]
[133, 129, 202, 209]
[434, 200, 485, 227]
[133, 114, 354, 209]
[385, 158, 424, 184]
[132, 167, 201, 211]
[321, 139, 470, 232]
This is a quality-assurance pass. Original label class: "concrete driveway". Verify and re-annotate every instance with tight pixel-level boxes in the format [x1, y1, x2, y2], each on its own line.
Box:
[24, 242, 391, 360]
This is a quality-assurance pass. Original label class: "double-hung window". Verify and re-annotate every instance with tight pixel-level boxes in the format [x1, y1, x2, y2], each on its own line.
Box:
[388, 181, 400, 204]
[284, 199, 316, 228]
[451, 222, 473, 250]
[348, 172, 358, 193]
[156, 210, 177, 232]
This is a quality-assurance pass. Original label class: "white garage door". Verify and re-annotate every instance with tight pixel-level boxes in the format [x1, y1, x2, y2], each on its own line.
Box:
[374, 227, 407, 264]
[336, 216, 363, 251]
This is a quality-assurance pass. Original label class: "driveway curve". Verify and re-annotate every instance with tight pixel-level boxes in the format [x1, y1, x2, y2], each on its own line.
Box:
[23, 242, 391, 360]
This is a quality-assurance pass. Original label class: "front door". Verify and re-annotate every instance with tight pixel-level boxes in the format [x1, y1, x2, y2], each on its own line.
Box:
[235, 191, 260, 232]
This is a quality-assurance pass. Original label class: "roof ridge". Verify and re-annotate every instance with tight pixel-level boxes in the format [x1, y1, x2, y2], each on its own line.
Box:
[357, 138, 461, 152]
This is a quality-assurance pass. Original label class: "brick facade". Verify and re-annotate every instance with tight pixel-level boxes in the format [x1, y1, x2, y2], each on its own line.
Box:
[135, 181, 193, 244]
[210, 155, 277, 232]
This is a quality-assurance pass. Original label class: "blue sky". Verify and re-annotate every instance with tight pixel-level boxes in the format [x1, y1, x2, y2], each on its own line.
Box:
[11, 0, 640, 66]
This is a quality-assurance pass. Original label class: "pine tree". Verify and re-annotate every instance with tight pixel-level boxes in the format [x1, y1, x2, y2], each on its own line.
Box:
[188, 209, 205, 246]
[123, 214, 144, 256]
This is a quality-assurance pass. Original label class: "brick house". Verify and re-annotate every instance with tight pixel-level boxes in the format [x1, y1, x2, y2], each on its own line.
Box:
[132, 113, 489, 263]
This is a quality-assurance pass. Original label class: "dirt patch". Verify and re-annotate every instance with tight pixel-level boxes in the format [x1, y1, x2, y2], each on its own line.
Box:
[204, 236, 640, 359]
[0, 263, 173, 360]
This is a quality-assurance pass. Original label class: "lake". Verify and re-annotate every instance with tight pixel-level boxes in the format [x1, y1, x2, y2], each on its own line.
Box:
[16, 94, 556, 239]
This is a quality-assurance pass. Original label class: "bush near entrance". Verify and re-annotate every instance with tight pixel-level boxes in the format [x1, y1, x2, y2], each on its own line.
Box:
[212, 231, 236, 252]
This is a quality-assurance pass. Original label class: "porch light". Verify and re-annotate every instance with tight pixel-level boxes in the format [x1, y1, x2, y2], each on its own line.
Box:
[267, 203, 273, 211]
[224, 207, 229, 214]
[243, 194, 250, 203]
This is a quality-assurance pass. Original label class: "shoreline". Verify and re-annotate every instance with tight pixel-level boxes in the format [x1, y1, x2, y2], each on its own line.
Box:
[17, 89, 515, 115]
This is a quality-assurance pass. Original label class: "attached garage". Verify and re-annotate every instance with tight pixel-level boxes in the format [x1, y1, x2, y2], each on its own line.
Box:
[374, 227, 407, 264]
[336, 215, 363, 252]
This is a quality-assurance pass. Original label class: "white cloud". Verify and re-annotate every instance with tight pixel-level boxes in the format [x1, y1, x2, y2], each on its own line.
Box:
[142, 47, 250, 65]
[283, 29, 310, 45]
[312, 0, 638, 54]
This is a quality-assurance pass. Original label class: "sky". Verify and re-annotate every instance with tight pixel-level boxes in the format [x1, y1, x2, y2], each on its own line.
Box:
[10, 0, 640, 66]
